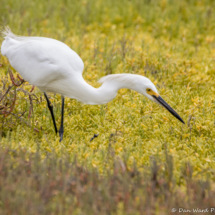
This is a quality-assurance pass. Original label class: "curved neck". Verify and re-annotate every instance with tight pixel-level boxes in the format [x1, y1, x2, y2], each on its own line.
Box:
[73, 81, 120, 105]
[55, 74, 139, 105]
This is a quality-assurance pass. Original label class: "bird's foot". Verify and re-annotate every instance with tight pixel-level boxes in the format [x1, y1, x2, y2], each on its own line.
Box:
[59, 127, 64, 142]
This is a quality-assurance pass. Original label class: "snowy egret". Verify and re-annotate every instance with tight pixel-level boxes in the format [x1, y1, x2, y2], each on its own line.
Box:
[1, 27, 184, 142]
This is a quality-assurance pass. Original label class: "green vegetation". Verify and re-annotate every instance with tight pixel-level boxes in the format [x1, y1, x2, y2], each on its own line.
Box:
[1, 0, 215, 213]
[0, 147, 214, 214]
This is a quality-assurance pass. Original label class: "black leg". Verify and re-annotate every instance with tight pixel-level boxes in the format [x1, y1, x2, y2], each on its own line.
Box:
[59, 95, 65, 142]
[44, 92, 58, 134]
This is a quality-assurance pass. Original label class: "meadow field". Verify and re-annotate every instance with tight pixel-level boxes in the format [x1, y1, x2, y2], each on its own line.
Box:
[0, 0, 215, 214]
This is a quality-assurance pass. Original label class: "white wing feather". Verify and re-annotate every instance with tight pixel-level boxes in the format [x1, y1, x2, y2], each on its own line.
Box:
[1, 27, 84, 89]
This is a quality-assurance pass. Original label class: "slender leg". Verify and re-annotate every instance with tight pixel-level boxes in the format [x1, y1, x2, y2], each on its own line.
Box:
[59, 95, 65, 142]
[44, 92, 58, 134]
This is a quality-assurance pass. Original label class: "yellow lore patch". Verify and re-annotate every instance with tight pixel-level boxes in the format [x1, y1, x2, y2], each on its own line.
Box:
[146, 88, 159, 97]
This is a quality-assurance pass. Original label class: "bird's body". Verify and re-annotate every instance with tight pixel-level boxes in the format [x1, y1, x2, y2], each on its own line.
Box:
[1, 32, 89, 101]
[1, 30, 148, 104]
[1, 27, 184, 141]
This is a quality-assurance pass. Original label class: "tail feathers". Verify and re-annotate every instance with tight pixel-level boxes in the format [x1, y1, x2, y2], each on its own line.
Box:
[1, 26, 17, 39]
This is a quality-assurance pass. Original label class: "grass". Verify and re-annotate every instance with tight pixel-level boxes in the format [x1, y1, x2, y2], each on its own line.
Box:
[0, 146, 214, 214]
[0, 0, 215, 212]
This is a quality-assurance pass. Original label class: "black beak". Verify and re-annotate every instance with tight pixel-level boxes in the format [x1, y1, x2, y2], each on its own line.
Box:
[152, 95, 185, 124]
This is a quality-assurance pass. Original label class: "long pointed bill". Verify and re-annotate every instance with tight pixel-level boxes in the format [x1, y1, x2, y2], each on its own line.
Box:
[152, 95, 185, 124]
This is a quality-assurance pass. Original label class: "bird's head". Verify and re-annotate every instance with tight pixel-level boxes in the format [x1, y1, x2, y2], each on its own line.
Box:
[134, 76, 185, 124]
[99, 74, 185, 124]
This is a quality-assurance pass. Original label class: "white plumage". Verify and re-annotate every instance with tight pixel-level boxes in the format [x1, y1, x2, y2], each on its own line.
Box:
[1, 27, 184, 141]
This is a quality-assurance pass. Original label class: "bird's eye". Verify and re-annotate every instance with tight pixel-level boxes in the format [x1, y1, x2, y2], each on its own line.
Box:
[147, 89, 151, 92]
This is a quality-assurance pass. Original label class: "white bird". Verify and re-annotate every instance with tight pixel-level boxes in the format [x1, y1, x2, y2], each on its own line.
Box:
[1, 27, 184, 142]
